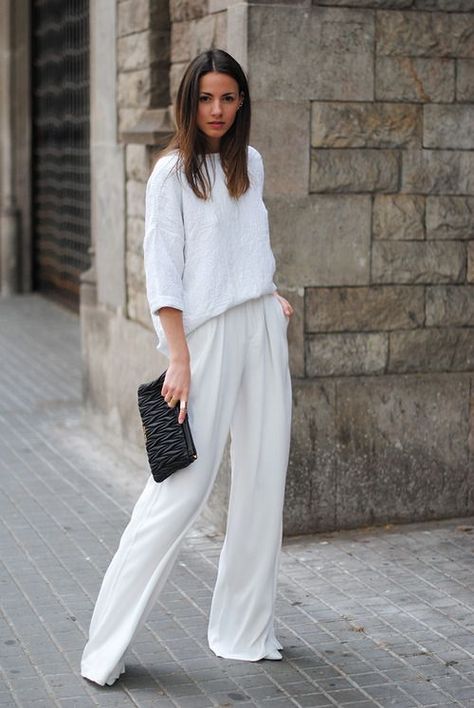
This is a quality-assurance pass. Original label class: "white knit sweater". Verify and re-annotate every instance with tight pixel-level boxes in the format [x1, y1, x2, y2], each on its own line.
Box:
[143, 145, 278, 358]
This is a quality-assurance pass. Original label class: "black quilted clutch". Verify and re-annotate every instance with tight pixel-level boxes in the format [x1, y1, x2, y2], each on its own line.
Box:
[137, 369, 198, 483]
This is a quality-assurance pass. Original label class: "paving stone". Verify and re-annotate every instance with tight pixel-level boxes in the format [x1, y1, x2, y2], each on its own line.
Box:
[171, 697, 214, 708]
[362, 683, 418, 705]
[2, 293, 474, 707]
[296, 696, 334, 707]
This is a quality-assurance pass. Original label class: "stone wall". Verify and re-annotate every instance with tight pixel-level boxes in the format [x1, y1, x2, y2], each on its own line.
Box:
[98, 0, 474, 534]
[117, 0, 168, 328]
[250, 1, 474, 532]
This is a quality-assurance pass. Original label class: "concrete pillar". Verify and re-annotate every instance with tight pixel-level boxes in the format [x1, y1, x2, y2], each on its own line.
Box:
[85, 0, 126, 312]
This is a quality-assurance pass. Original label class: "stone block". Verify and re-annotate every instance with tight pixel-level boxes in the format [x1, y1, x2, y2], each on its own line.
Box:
[318, 0, 412, 5]
[375, 57, 455, 102]
[389, 328, 474, 372]
[126, 180, 146, 219]
[126, 248, 145, 291]
[306, 286, 424, 332]
[214, 9, 227, 49]
[251, 101, 310, 196]
[311, 102, 421, 148]
[170, 62, 187, 105]
[149, 1, 171, 27]
[372, 241, 466, 283]
[118, 69, 152, 109]
[185, 14, 224, 58]
[414, 0, 474, 10]
[93, 143, 127, 310]
[118, 107, 145, 135]
[426, 286, 474, 327]
[248, 6, 374, 101]
[310, 149, 399, 193]
[171, 0, 208, 22]
[126, 249, 147, 325]
[335, 374, 471, 527]
[457, 59, 474, 101]
[119, 108, 173, 145]
[126, 145, 150, 183]
[118, 0, 150, 36]
[117, 32, 150, 72]
[426, 196, 474, 240]
[373, 194, 425, 240]
[401, 150, 474, 195]
[283, 379, 338, 534]
[171, 20, 192, 63]
[128, 289, 151, 329]
[149, 30, 171, 63]
[470, 375, 474, 459]
[424, 105, 474, 149]
[127, 217, 145, 256]
[306, 332, 388, 377]
[468, 242, 474, 283]
[149, 64, 170, 108]
[210, 0, 241, 11]
[267, 194, 371, 286]
[376, 10, 474, 58]
[226, 3, 247, 71]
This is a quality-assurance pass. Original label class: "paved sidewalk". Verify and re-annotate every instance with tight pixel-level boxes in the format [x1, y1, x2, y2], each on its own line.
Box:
[1, 293, 474, 708]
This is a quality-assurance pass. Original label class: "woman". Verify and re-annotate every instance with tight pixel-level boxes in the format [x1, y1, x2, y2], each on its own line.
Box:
[80, 48, 294, 687]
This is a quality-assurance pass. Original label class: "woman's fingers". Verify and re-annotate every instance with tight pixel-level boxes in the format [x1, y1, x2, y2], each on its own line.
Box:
[163, 392, 183, 407]
[280, 298, 294, 317]
[163, 392, 188, 425]
[275, 293, 294, 318]
[160, 363, 191, 424]
[161, 380, 189, 404]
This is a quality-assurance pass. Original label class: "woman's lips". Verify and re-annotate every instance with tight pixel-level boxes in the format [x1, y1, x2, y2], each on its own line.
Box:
[209, 122, 224, 127]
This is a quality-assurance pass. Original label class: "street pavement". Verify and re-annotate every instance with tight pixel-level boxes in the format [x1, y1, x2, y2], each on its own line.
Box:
[1, 293, 474, 708]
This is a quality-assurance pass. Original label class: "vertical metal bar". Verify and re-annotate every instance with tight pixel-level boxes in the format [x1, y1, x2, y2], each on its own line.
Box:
[0, 0, 21, 295]
[31, 0, 90, 311]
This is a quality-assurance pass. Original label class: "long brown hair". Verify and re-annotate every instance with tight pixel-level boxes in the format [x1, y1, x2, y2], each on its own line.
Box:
[155, 49, 251, 200]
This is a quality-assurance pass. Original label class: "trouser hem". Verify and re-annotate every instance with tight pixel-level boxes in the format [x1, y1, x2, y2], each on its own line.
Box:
[80, 660, 125, 687]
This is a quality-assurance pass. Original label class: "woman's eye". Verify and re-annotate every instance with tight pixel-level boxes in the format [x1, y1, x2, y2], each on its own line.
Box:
[199, 96, 235, 102]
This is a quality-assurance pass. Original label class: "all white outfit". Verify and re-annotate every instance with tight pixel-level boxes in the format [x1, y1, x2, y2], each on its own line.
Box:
[80, 146, 292, 686]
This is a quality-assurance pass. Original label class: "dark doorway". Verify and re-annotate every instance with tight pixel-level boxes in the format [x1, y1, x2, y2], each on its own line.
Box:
[31, 0, 91, 312]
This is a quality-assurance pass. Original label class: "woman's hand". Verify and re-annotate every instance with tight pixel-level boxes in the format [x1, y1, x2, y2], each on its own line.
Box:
[157, 307, 191, 424]
[273, 291, 294, 318]
[161, 356, 191, 424]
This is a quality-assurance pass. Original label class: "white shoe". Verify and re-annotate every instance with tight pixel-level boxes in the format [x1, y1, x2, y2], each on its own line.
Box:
[262, 648, 283, 660]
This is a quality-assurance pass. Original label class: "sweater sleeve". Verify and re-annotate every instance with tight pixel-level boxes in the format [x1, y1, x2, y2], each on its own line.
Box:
[143, 160, 185, 316]
[253, 149, 278, 293]
[253, 149, 265, 198]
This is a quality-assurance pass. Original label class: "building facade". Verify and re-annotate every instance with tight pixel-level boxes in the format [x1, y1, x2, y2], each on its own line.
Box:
[1, 0, 473, 534]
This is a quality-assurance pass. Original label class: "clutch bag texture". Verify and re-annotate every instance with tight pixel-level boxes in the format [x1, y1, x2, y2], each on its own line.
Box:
[137, 369, 197, 483]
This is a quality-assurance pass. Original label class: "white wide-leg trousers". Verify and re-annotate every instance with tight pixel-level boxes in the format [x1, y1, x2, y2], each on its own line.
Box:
[80, 293, 292, 686]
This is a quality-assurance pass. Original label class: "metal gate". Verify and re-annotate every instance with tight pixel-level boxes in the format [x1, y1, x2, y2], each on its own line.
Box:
[32, 0, 90, 311]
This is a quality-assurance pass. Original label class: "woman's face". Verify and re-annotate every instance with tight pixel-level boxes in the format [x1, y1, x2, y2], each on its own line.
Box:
[196, 71, 243, 152]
